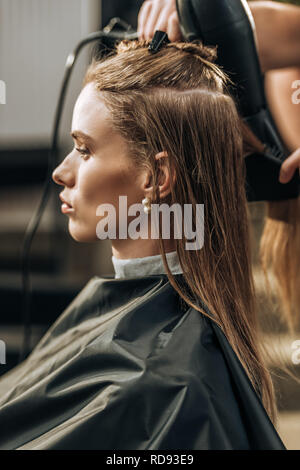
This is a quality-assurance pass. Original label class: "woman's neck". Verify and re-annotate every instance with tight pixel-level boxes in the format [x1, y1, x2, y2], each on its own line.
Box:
[110, 238, 182, 279]
[111, 238, 176, 260]
[111, 250, 183, 279]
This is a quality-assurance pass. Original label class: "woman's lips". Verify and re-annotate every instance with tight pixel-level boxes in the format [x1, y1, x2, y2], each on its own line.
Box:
[59, 193, 74, 214]
[61, 202, 74, 214]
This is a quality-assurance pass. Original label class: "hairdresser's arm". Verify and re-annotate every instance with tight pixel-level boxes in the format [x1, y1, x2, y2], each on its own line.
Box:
[248, 1, 300, 73]
[138, 1, 300, 72]
[137, 0, 182, 42]
[279, 147, 300, 183]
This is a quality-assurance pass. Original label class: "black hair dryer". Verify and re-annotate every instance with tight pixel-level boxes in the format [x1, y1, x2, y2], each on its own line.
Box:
[176, 0, 300, 202]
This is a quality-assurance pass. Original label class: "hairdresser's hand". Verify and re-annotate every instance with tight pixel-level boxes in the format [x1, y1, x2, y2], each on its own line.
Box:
[279, 147, 300, 183]
[137, 0, 183, 42]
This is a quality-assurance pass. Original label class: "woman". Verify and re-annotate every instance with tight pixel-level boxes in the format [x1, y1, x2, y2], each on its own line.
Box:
[0, 37, 285, 449]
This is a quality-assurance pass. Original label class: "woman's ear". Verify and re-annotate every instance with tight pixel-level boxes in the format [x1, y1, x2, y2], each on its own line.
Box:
[142, 151, 176, 200]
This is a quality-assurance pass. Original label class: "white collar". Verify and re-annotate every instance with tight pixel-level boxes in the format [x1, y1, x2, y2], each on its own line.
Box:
[111, 251, 183, 279]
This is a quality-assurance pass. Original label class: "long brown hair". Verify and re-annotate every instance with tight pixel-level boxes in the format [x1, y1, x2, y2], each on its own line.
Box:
[240, 109, 300, 332]
[240, 110, 300, 329]
[260, 198, 300, 332]
[84, 39, 277, 421]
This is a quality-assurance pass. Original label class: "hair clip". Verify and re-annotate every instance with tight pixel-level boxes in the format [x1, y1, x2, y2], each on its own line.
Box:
[148, 30, 170, 54]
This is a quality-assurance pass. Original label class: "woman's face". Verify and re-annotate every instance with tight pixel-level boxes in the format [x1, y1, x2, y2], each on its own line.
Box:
[52, 83, 146, 242]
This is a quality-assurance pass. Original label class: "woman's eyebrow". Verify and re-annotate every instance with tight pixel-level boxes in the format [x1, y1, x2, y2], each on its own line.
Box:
[70, 130, 95, 145]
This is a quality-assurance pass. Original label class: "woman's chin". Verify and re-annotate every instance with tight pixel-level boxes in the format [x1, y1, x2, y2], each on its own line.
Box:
[68, 222, 98, 243]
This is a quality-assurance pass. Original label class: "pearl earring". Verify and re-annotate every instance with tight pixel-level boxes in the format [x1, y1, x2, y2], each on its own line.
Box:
[142, 197, 151, 214]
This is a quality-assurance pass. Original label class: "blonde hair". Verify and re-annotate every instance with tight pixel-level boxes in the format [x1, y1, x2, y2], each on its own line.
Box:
[84, 39, 277, 421]
[260, 197, 300, 332]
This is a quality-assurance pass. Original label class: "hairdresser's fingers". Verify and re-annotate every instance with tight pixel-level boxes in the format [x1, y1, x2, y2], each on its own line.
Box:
[279, 147, 300, 183]
[143, 1, 170, 41]
[138, 0, 182, 42]
[166, 10, 183, 42]
[153, 0, 179, 37]
[137, 1, 153, 40]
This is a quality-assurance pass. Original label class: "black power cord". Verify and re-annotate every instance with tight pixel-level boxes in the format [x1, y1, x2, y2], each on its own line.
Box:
[19, 25, 138, 363]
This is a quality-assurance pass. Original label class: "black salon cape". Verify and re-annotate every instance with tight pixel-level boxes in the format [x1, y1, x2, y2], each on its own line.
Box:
[0, 274, 285, 450]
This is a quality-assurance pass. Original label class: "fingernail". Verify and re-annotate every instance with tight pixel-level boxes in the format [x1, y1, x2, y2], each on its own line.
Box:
[279, 168, 289, 183]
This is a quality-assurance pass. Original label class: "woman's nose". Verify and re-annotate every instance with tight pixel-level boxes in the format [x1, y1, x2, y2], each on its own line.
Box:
[52, 155, 75, 187]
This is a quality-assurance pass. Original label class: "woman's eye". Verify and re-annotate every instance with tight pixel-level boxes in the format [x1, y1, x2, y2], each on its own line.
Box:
[75, 147, 90, 160]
